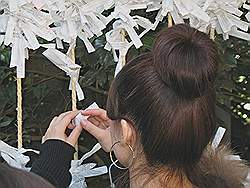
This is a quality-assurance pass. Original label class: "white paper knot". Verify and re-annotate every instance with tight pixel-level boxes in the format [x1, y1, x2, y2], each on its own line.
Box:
[73, 102, 99, 126]
[42, 48, 85, 101]
[0, 140, 39, 170]
[1, 0, 56, 78]
[69, 143, 108, 188]
[48, 0, 109, 53]
[193, 0, 250, 40]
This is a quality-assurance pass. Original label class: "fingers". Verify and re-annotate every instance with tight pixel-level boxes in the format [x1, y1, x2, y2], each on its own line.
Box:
[67, 122, 75, 129]
[47, 111, 79, 135]
[60, 110, 80, 129]
[42, 111, 82, 145]
[80, 119, 105, 140]
[49, 111, 71, 128]
[49, 116, 58, 127]
[87, 116, 101, 126]
[82, 109, 109, 121]
[57, 111, 71, 122]
[87, 117, 107, 129]
[67, 125, 83, 146]
[44, 110, 111, 147]
[80, 119, 112, 152]
[84, 109, 111, 129]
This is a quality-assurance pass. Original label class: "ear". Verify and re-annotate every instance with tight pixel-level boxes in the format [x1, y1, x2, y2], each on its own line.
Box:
[121, 119, 135, 146]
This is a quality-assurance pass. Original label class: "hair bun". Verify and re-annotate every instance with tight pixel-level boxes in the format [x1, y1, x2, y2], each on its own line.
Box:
[152, 24, 218, 99]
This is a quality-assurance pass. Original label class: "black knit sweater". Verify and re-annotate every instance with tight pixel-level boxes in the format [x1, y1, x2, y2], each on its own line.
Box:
[31, 139, 75, 188]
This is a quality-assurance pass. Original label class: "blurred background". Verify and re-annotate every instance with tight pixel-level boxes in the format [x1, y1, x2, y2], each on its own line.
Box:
[0, 9, 249, 187]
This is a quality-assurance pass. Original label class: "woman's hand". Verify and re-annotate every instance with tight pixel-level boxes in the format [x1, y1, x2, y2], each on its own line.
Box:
[42, 111, 82, 147]
[80, 109, 112, 152]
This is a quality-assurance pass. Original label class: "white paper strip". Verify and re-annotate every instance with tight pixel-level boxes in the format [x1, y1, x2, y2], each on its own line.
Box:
[73, 102, 99, 126]
[202, 0, 250, 41]
[4, 16, 17, 46]
[0, 15, 8, 45]
[42, 48, 85, 100]
[245, 12, 250, 22]
[9, 36, 27, 78]
[21, 22, 40, 50]
[70, 143, 107, 188]
[212, 126, 226, 149]
[0, 140, 39, 169]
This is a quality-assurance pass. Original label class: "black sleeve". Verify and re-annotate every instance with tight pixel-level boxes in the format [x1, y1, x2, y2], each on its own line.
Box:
[31, 139, 75, 188]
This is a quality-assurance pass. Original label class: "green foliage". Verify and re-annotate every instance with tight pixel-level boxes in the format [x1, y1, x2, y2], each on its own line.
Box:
[215, 37, 250, 124]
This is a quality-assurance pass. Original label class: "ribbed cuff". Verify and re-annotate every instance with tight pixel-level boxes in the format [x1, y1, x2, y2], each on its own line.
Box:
[31, 139, 75, 188]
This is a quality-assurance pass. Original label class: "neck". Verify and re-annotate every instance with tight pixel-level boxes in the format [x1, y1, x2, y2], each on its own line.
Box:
[129, 175, 192, 188]
[129, 162, 193, 188]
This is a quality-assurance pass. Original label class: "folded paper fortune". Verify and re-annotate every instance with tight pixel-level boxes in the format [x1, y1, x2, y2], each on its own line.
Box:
[73, 102, 99, 127]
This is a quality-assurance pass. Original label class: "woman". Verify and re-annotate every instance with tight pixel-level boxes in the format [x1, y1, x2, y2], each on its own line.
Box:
[31, 24, 248, 188]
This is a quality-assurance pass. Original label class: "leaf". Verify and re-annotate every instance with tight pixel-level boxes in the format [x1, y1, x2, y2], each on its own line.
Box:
[224, 53, 237, 67]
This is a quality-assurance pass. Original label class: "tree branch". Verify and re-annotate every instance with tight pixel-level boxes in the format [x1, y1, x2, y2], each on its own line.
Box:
[26, 69, 108, 95]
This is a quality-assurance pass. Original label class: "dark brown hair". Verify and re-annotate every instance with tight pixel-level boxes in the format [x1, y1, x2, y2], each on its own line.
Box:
[106, 24, 219, 186]
[0, 163, 54, 188]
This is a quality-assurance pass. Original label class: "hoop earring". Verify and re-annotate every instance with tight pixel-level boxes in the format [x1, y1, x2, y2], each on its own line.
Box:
[109, 140, 135, 170]
[108, 141, 135, 188]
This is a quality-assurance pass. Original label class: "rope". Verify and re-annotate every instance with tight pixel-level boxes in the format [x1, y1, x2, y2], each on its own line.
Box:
[121, 29, 126, 66]
[210, 27, 215, 40]
[17, 78, 23, 149]
[69, 43, 78, 160]
[168, 13, 173, 27]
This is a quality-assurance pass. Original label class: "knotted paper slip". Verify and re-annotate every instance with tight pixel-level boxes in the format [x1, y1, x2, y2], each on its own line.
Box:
[43, 48, 85, 101]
